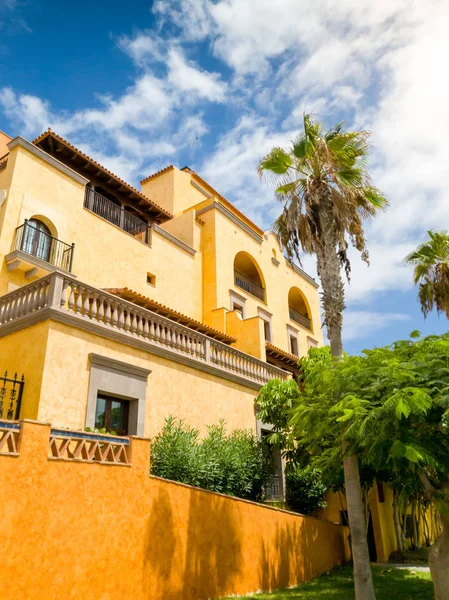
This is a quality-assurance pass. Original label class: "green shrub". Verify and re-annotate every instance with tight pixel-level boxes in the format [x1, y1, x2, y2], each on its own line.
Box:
[285, 466, 328, 515]
[150, 416, 273, 501]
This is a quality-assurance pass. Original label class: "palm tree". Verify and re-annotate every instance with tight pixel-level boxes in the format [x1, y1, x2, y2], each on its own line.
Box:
[259, 114, 388, 600]
[405, 230, 449, 317]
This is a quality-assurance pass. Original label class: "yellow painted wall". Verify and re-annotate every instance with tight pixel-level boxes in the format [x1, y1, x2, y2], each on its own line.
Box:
[0, 321, 50, 419]
[204, 208, 323, 356]
[1, 148, 323, 359]
[22, 320, 258, 437]
[0, 145, 203, 319]
[370, 486, 397, 562]
[143, 166, 323, 358]
[226, 310, 265, 359]
[0, 419, 350, 600]
[0, 131, 11, 158]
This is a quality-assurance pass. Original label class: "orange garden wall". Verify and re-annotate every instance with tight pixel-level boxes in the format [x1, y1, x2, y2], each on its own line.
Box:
[0, 421, 350, 600]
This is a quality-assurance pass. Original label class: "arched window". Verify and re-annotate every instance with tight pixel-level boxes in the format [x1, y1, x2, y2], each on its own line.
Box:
[288, 287, 312, 331]
[234, 251, 265, 301]
[21, 218, 52, 262]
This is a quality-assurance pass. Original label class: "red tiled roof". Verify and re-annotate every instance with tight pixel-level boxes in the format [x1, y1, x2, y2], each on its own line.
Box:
[265, 342, 300, 367]
[141, 165, 265, 237]
[104, 287, 236, 344]
[32, 129, 173, 221]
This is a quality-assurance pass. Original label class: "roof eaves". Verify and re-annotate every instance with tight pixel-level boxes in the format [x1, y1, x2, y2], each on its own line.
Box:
[32, 129, 174, 220]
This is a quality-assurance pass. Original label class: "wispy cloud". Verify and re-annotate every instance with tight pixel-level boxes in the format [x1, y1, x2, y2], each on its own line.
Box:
[0, 0, 448, 347]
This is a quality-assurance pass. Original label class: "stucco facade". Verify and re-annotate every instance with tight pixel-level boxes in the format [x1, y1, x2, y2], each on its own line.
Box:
[0, 130, 321, 441]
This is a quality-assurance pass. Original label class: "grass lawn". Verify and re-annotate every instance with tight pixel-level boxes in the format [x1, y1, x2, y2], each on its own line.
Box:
[225, 565, 433, 599]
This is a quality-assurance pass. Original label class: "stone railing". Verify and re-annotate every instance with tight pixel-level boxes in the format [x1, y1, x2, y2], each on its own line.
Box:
[0, 420, 21, 456]
[49, 429, 130, 465]
[0, 273, 290, 386]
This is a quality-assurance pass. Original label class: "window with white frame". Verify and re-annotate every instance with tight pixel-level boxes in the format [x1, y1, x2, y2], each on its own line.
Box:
[229, 290, 247, 319]
[258, 307, 273, 343]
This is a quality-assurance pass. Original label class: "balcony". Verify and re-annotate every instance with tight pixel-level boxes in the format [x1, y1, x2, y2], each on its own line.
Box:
[0, 273, 290, 389]
[289, 306, 311, 330]
[84, 188, 150, 244]
[6, 221, 74, 277]
[234, 270, 265, 301]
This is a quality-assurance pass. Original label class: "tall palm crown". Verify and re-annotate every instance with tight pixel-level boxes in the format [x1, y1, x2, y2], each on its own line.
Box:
[405, 230, 449, 318]
[259, 115, 387, 600]
[259, 114, 387, 275]
[259, 114, 388, 356]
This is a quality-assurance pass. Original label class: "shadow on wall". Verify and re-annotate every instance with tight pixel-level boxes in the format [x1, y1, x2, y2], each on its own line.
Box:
[259, 519, 348, 593]
[143, 481, 243, 600]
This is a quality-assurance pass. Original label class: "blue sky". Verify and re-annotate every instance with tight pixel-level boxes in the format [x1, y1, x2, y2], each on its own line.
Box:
[1, 0, 448, 353]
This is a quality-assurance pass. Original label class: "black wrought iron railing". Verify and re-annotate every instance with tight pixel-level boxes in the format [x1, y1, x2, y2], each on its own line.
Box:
[265, 474, 282, 501]
[234, 270, 265, 301]
[0, 153, 8, 172]
[14, 221, 74, 272]
[289, 306, 312, 330]
[0, 371, 25, 420]
[84, 188, 150, 244]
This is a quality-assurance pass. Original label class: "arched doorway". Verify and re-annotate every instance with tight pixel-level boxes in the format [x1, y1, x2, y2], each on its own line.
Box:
[288, 287, 312, 331]
[21, 218, 52, 262]
[234, 251, 265, 301]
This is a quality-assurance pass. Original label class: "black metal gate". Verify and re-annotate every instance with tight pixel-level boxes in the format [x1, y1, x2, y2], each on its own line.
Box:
[0, 372, 25, 420]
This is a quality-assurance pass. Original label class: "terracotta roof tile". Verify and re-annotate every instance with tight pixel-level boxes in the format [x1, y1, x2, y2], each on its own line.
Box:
[32, 129, 173, 220]
[141, 165, 264, 237]
[265, 342, 300, 366]
[104, 287, 236, 344]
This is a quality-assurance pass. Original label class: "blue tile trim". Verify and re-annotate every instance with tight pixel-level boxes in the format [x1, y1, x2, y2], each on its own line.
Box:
[50, 429, 129, 445]
[0, 420, 21, 431]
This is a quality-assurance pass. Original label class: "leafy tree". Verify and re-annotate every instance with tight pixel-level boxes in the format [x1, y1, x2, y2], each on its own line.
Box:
[259, 114, 387, 600]
[405, 230, 449, 317]
[261, 335, 449, 600]
[150, 416, 273, 502]
[285, 466, 328, 515]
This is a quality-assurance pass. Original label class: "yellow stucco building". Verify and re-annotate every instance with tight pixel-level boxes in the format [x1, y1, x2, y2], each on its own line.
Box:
[0, 129, 322, 444]
[0, 129, 437, 568]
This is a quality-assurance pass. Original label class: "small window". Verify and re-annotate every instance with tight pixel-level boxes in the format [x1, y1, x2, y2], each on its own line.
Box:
[147, 272, 156, 286]
[290, 335, 299, 356]
[233, 302, 244, 318]
[95, 394, 129, 436]
[263, 320, 272, 342]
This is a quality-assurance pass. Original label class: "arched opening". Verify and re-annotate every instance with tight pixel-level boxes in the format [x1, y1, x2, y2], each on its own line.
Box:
[288, 287, 312, 331]
[234, 251, 265, 301]
[21, 218, 53, 262]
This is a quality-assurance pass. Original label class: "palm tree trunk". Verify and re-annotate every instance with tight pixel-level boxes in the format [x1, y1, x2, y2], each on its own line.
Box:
[429, 514, 449, 600]
[317, 240, 376, 600]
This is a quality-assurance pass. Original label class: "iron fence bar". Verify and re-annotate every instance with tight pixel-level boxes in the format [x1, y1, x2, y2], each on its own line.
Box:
[234, 270, 265, 301]
[84, 188, 150, 244]
[0, 371, 25, 420]
[289, 306, 311, 330]
[13, 222, 74, 272]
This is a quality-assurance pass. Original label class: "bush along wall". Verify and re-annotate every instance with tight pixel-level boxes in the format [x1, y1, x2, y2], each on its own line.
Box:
[150, 416, 274, 502]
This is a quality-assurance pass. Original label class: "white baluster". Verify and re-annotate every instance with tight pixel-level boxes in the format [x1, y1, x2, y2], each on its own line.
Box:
[104, 299, 112, 325]
[75, 286, 83, 314]
[68, 283, 75, 312]
[131, 312, 137, 334]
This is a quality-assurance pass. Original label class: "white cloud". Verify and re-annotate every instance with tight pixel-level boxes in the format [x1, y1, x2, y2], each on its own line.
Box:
[342, 311, 411, 342]
[2, 0, 449, 348]
[167, 48, 227, 103]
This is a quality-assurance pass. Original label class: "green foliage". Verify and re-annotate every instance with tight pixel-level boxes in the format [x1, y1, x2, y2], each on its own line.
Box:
[285, 466, 328, 515]
[257, 334, 449, 516]
[405, 229, 449, 318]
[224, 565, 433, 599]
[84, 426, 117, 436]
[258, 113, 388, 272]
[150, 416, 274, 501]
